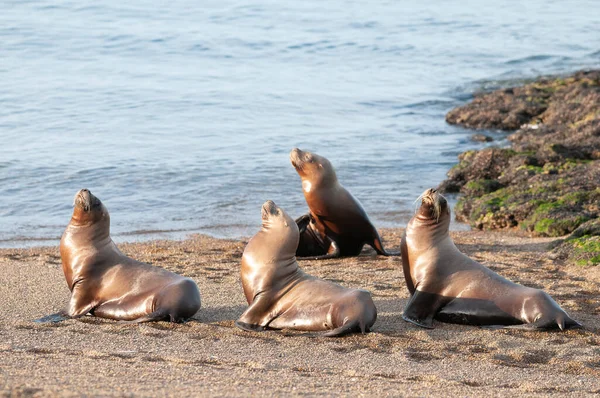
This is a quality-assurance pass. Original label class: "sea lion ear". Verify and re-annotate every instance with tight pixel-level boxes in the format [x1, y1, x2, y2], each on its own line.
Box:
[318, 164, 323, 168]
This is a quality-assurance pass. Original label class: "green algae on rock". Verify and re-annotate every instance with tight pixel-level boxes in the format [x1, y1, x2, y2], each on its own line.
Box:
[440, 70, 600, 265]
[550, 219, 600, 266]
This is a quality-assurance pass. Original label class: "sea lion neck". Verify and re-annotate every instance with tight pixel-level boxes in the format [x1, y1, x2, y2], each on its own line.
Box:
[259, 221, 299, 261]
[67, 208, 111, 244]
[407, 212, 450, 248]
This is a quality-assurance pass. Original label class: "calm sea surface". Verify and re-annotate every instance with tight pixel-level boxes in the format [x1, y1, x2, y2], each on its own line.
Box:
[1, 0, 599, 247]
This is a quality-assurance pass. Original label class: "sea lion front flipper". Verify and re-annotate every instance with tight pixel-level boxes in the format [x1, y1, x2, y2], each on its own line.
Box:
[235, 292, 274, 332]
[402, 290, 441, 329]
[297, 239, 340, 260]
[67, 281, 97, 318]
[295, 214, 330, 257]
[304, 240, 341, 260]
[295, 214, 311, 232]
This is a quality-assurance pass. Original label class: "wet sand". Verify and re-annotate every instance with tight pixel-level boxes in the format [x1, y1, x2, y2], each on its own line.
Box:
[1, 230, 599, 397]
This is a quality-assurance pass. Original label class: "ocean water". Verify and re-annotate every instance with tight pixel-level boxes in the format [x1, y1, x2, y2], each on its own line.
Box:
[1, 0, 599, 247]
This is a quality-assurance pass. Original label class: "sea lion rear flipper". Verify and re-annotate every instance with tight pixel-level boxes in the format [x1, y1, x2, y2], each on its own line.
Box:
[369, 235, 400, 256]
[235, 292, 273, 332]
[497, 315, 583, 331]
[370, 234, 389, 256]
[321, 320, 361, 337]
[483, 314, 583, 331]
[402, 290, 439, 329]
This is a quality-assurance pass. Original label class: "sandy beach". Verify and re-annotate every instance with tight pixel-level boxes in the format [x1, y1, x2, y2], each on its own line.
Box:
[1, 229, 599, 397]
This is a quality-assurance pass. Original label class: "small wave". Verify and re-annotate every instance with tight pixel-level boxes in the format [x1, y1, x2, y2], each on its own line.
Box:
[286, 40, 330, 50]
[402, 99, 456, 110]
[417, 130, 449, 137]
[74, 166, 118, 177]
[149, 36, 178, 44]
[188, 43, 210, 52]
[505, 54, 571, 65]
[348, 21, 379, 29]
[356, 100, 402, 110]
[587, 49, 600, 58]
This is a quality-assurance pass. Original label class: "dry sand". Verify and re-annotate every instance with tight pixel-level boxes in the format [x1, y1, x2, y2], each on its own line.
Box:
[1, 229, 599, 397]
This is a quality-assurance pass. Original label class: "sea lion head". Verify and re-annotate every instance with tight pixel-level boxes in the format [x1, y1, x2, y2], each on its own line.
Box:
[260, 200, 299, 253]
[415, 188, 449, 224]
[71, 189, 109, 225]
[290, 148, 337, 190]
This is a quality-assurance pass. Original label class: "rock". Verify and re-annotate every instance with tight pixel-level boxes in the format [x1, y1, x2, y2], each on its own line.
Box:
[550, 219, 600, 266]
[446, 70, 600, 131]
[440, 70, 600, 241]
[441, 148, 516, 194]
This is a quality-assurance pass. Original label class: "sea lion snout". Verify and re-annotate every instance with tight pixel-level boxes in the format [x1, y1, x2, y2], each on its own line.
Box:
[420, 188, 445, 204]
[417, 188, 448, 222]
[73, 189, 101, 212]
[289, 148, 302, 168]
[261, 200, 279, 220]
[420, 188, 437, 202]
[290, 148, 314, 169]
[74, 189, 93, 211]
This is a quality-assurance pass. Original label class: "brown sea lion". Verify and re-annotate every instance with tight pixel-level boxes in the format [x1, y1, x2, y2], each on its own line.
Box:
[57, 189, 201, 322]
[235, 200, 377, 336]
[400, 188, 580, 330]
[290, 148, 390, 259]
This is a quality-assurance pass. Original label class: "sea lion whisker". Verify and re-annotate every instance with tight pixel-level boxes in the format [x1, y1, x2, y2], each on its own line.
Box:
[433, 196, 441, 223]
[413, 192, 426, 213]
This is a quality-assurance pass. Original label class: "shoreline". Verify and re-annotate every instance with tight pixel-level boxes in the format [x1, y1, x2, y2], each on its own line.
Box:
[0, 192, 472, 249]
[2, 229, 599, 396]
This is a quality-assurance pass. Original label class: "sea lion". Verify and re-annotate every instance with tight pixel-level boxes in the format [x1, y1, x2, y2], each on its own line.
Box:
[290, 148, 390, 258]
[235, 200, 377, 336]
[400, 188, 580, 330]
[58, 189, 201, 322]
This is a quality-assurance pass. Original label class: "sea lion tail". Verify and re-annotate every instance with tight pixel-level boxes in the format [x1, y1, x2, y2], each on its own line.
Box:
[321, 320, 361, 337]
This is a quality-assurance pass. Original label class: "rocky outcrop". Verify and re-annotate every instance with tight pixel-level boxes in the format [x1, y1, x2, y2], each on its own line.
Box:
[441, 70, 600, 265]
